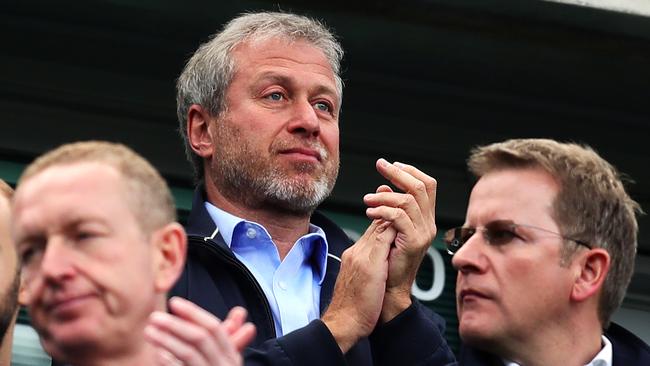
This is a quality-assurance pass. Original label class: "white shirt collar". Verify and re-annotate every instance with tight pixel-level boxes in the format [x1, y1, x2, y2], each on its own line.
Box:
[588, 335, 612, 366]
[502, 335, 612, 366]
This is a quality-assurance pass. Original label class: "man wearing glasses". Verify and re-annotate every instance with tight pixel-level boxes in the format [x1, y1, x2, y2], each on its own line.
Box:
[443, 138, 649, 366]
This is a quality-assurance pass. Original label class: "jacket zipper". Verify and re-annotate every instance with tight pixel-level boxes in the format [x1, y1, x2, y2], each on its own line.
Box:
[189, 236, 277, 337]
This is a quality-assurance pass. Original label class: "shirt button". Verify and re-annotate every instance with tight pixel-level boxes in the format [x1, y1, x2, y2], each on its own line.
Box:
[246, 228, 257, 239]
[278, 281, 287, 290]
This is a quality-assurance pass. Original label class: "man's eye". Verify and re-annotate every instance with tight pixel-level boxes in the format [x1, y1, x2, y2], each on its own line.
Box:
[20, 248, 34, 264]
[76, 232, 97, 241]
[266, 92, 283, 101]
[314, 101, 331, 112]
[485, 229, 516, 246]
[19, 245, 41, 265]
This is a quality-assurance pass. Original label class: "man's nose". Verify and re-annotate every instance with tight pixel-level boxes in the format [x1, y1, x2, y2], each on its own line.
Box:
[39, 240, 76, 282]
[451, 234, 487, 274]
[287, 100, 320, 138]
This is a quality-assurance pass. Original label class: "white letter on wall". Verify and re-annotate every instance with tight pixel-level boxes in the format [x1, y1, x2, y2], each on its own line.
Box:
[411, 246, 445, 301]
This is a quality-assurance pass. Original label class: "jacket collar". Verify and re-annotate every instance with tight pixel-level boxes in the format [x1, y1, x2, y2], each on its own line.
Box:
[186, 182, 219, 239]
[186, 184, 353, 313]
[607, 322, 650, 366]
[187, 184, 352, 252]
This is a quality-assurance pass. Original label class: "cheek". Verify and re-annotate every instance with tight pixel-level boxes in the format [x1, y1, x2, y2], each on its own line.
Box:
[323, 125, 339, 148]
[493, 257, 538, 302]
[500, 259, 565, 308]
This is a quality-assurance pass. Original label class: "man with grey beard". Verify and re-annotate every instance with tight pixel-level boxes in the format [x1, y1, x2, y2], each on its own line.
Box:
[0, 180, 19, 366]
[170, 11, 455, 366]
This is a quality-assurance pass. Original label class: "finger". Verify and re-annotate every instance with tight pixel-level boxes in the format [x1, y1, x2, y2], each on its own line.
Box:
[202, 313, 242, 362]
[168, 297, 240, 358]
[392, 161, 437, 217]
[359, 220, 394, 247]
[148, 311, 223, 363]
[145, 323, 206, 366]
[168, 297, 224, 327]
[375, 159, 432, 219]
[363, 191, 424, 230]
[375, 159, 423, 193]
[354, 219, 395, 263]
[365, 206, 417, 246]
[155, 349, 184, 366]
[230, 322, 257, 352]
[376, 184, 393, 193]
[222, 306, 248, 335]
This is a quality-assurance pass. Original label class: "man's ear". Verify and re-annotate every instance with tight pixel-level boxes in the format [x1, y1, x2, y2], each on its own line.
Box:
[571, 248, 610, 302]
[151, 222, 187, 293]
[187, 104, 216, 159]
[18, 277, 29, 306]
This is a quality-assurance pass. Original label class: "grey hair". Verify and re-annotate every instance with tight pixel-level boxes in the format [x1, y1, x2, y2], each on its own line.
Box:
[176, 11, 344, 180]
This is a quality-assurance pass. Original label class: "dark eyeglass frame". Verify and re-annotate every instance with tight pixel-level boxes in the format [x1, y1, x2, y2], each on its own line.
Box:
[443, 219, 592, 255]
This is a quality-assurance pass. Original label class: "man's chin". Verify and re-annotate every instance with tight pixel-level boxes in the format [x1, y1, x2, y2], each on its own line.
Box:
[459, 313, 492, 340]
[38, 318, 104, 357]
[263, 177, 333, 213]
[263, 194, 321, 216]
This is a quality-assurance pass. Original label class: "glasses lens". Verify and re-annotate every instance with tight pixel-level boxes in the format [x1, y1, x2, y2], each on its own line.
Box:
[444, 227, 474, 254]
[483, 220, 517, 246]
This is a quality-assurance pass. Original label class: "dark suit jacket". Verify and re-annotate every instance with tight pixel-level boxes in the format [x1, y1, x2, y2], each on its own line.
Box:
[458, 322, 650, 366]
[170, 186, 456, 366]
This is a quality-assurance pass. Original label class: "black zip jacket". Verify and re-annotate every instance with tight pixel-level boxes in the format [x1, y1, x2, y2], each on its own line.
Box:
[170, 186, 456, 366]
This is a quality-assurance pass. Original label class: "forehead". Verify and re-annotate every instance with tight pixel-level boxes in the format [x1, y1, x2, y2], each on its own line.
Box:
[231, 37, 336, 84]
[13, 162, 133, 230]
[466, 168, 560, 226]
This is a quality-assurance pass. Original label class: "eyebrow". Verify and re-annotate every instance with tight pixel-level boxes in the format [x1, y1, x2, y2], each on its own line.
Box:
[16, 215, 107, 241]
[253, 72, 339, 101]
[253, 72, 290, 86]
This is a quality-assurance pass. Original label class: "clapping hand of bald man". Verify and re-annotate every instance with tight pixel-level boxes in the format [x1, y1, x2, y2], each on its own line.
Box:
[146, 297, 256, 366]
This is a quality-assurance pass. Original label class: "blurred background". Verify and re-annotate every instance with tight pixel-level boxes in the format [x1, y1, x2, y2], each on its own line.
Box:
[2, 0, 649, 364]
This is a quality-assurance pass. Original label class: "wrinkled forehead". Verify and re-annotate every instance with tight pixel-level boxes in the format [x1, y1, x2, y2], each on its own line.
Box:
[233, 37, 334, 71]
[231, 36, 341, 98]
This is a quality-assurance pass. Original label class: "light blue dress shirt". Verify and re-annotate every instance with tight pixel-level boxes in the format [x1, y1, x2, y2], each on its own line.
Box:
[205, 202, 329, 336]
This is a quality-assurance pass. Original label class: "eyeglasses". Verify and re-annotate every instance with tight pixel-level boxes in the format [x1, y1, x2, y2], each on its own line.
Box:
[443, 219, 592, 255]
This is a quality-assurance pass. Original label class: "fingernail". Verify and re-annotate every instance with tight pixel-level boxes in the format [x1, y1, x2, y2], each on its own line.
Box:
[377, 158, 389, 167]
[394, 161, 405, 168]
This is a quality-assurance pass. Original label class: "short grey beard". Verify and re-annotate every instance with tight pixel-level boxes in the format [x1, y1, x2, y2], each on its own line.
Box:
[262, 163, 337, 214]
[210, 114, 339, 216]
[216, 159, 338, 216]
[212, 142, 338, 216]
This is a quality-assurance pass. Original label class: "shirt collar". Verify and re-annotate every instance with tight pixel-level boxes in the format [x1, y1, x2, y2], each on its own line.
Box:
[589, 335, 612, 366]
[204, 202, 240, 247]
[204, 201, 329, 284]
[502, 335, 612, 366]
